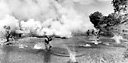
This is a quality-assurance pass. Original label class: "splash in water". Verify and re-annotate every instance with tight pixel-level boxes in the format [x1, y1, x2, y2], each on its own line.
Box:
[69, 51, 77, 62]
[33, 42, 46, 49]
[63, 44, 77, 63]
[90, 36, 101, 44]
[112, 35, 123, 44]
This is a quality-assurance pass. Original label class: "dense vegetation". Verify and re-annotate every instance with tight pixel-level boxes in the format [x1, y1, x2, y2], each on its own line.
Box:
[89, 0, 128, 37]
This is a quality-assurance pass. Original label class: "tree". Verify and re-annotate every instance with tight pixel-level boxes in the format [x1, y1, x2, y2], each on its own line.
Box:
[112, 0, 128, 13]
[89, 11, 103, 28]
[88, 0, 128, 36]
[106, 13, 121, 26]
[94, 13, 121, 29]
[112, 0, 128, 27]
[91, 12, 121, 36]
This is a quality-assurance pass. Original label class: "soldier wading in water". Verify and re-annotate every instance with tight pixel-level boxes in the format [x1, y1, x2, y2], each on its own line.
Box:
[44, 36, 52, 50]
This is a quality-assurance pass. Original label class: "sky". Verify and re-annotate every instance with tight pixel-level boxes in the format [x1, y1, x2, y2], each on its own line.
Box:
[73, 0, 114, 16]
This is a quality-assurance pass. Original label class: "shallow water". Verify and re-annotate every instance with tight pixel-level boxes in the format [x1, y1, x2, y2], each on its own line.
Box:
[0, 43, 126, 63]
[0, 45, 48, 63]
[0, 36, 127, 63]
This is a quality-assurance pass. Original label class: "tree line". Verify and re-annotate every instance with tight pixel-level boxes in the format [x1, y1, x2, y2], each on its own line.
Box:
[89, 0, 128, 36]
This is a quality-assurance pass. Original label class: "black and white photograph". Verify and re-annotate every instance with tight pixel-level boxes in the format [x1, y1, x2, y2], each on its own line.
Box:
[0, 0, 128, 63]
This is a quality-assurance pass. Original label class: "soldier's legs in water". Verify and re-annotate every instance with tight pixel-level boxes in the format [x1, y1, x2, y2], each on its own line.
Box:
[45, 41, 52, 50]
[45, 36, 53, 50]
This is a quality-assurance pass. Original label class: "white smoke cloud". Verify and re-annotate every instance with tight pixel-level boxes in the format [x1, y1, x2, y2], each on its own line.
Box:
[0, 0, 95, 38]
[97, 0, 112, 2]
[0, 1, 10, 19]
[73, 0, 94, 5]
[0, 15, 19, 38]
[73, 0, 112, 4]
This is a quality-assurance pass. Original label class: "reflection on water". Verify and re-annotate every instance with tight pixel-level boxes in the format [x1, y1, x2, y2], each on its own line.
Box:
[0, 39, 124, 63]
[44, 50, 52, 63]
[0, 45, 53, 63]
[0, 45, 77, 63]
[0, 44, 82, 63]
[1, 45, 12, 63]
